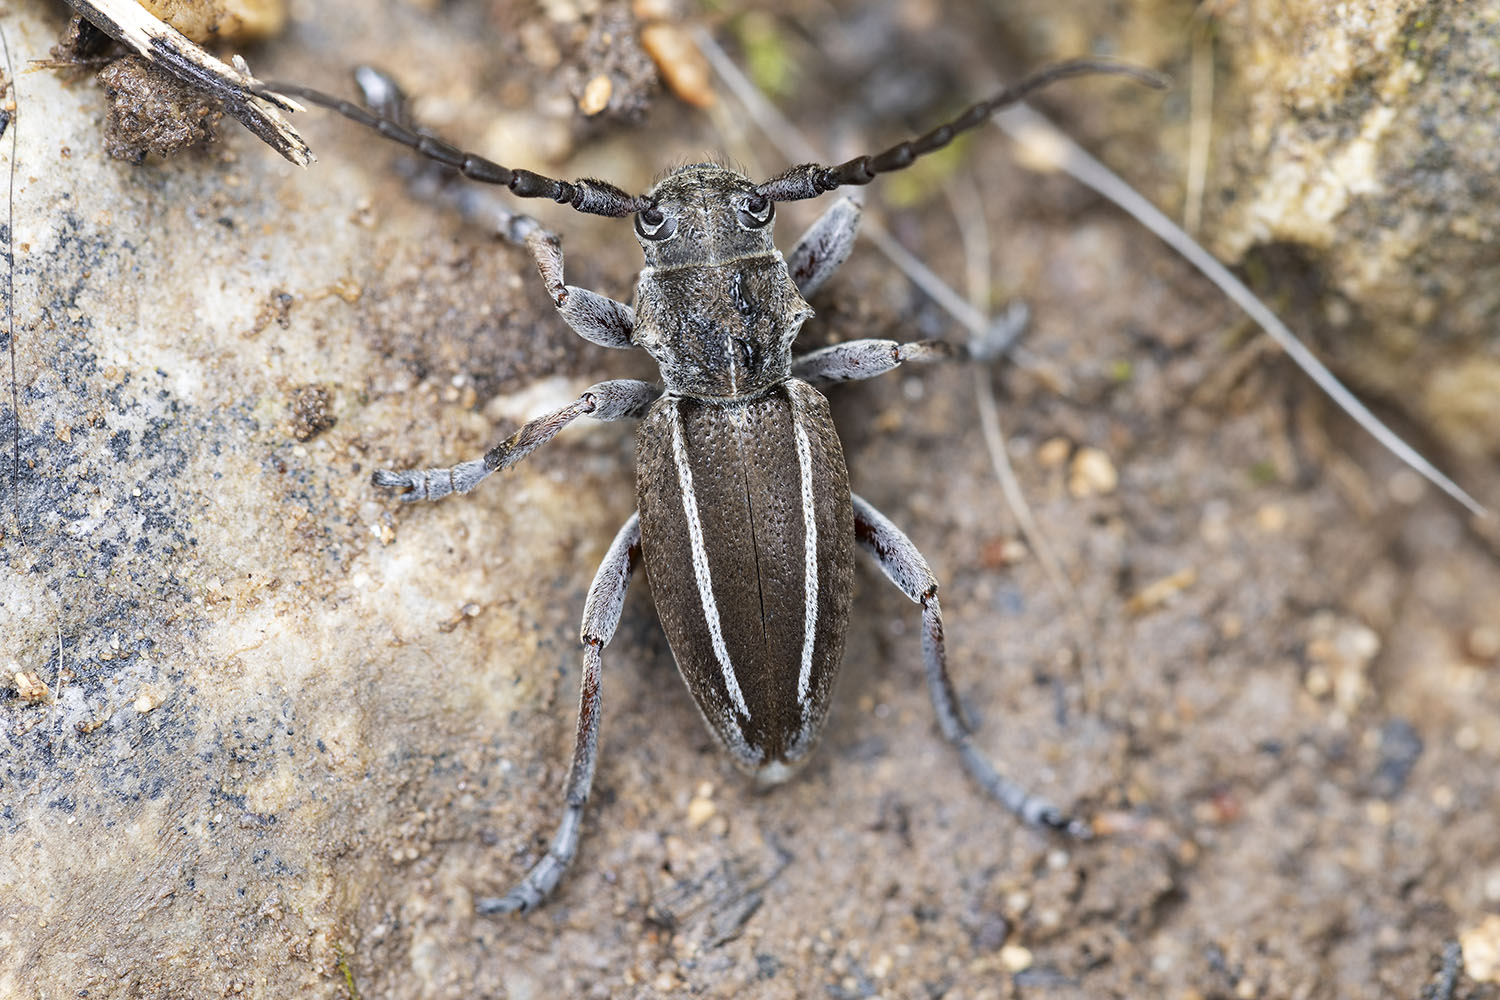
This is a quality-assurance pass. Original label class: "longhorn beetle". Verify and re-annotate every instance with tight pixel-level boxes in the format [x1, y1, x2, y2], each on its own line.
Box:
[266, 58, 1164, 914]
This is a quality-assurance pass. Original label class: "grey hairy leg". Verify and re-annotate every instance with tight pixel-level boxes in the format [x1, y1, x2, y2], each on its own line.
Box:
[785, 196, 861, 298]
[374, 379, 660, 502]
[477, 512, 642, 915]
[794, 338, 957, 386]
[792, 303, 1029, 387]
[851, 494, 1088, 837]
[523, 229, 636, 350]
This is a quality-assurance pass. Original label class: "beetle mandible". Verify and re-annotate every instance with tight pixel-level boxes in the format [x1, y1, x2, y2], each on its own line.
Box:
[267, 58, 1161, 914]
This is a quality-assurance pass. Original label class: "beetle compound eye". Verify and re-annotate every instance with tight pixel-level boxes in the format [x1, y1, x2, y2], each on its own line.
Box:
[635, 206, 678, 241]
[735, 193, 774, 229]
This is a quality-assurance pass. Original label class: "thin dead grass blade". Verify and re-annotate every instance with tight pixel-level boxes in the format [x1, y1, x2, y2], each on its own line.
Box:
[2, 22, 18, 520]
[994, 103, 1486, 518]
[944, 176, 1105, 697]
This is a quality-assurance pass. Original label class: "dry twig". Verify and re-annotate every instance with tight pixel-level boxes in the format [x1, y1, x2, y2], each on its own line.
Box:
[61, 0, 311, 165]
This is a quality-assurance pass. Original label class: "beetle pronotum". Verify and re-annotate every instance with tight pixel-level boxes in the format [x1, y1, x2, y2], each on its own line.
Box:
[265, 58, 1163, 914]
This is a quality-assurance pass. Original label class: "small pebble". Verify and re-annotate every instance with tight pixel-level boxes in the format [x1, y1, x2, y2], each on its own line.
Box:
[1387, 469, 1424, 504]
[1068, 447, 1117, 497]
[1464, 915, 1500, 982]
[579, 74, 613, 116]
[686, 796, 715, 828]
[519, 22, 562, 69]
[1468, 625, 1500, 661]
[1482, 867, 1500, 902]
[1254, 503, 1288, 533]
[686, 780, 716, 828]
[999, 944, 1033, 973]
[1036, 436, 1071, 469]
[541, 0, 583, 22]
[13, 671, 49, 702]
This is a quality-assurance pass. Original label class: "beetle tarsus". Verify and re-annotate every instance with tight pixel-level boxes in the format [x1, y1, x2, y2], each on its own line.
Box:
[369, 468, 420, 498]
[371, 462, 479, 501]
[967, 301, 1030, 362]
[477, 844, 571, 915]
[1022, 796, 1093, 840]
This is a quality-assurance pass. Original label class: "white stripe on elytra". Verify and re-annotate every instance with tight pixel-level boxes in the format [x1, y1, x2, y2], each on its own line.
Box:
[792, 397, 820, 707]
[670, 400, 752, 719]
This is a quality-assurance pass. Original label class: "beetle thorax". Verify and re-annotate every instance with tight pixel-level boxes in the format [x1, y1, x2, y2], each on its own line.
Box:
[629, 165, 813, 401]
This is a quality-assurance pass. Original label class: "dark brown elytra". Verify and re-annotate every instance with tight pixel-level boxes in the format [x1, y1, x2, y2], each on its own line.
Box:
[262, 57, 1165, 914]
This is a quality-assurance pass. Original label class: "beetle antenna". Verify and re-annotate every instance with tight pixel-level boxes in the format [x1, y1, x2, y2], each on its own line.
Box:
[755, 59, 1169, 203]
[258, 79, 650, 217]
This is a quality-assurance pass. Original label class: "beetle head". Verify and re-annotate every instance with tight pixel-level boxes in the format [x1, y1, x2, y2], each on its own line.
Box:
[633, 164, 777, 270]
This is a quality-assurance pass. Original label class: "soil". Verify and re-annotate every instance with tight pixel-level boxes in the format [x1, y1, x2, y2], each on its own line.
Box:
[2, 2, 1497, 999]
[97, 55, 226, 162]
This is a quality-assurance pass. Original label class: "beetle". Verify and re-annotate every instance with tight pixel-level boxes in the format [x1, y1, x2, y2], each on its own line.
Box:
[266, 58, 1160, 913]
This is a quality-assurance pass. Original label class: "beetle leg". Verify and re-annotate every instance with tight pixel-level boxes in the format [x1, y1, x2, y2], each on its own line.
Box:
[373, 379, 660, 502]
[792, 306, 1029, 388]
[431, 199, 638, 349]
[521, 228, 637, 350]
[793, 304, 1029, 387]
[785, 196, 862, 298]
[791, 337, 963, 386]
[477, 512, 642, 915]
[851, 494, 1089, 838]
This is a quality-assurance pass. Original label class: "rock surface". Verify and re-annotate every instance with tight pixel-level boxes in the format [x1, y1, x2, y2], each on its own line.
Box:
[1205, 0, 1500, 463]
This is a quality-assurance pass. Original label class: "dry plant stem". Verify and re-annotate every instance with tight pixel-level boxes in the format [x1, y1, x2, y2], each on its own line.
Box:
[991, 104, 1487, 519]
[1184, 14, 1214, 235]
[944, 175, 1104, 700]
[61, 0, 312, 165]
[2, 22, 18, 520]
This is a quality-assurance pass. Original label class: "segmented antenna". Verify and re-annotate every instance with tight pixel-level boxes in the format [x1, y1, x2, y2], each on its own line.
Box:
[756, 59, 1169, 202]
[260, 81, 650, 217]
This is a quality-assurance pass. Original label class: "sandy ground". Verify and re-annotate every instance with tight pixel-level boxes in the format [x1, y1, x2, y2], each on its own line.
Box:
[2, 2, 1498, 998]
